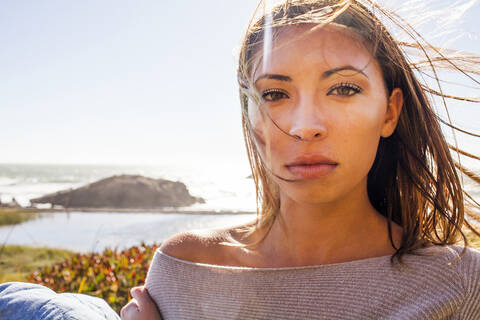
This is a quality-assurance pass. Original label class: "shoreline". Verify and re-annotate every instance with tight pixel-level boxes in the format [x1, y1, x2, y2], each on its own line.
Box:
[28, 207, 256, 215]
[0, 207, 257, 215]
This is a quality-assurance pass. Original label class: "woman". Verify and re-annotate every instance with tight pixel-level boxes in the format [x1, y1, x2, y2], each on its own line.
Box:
[121, 0, 480, 319]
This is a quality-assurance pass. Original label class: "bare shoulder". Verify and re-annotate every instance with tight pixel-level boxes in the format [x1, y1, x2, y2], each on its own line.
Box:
[158, 226, 244, 264]
[159, 231, 214, 262]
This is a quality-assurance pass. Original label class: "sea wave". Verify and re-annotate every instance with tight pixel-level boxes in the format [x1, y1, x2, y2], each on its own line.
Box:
[0, 163, 257, 212]
[0, 163, 478, 212]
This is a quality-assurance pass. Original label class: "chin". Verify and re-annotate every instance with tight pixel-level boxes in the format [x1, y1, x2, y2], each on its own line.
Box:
[280, 186, 341, 205]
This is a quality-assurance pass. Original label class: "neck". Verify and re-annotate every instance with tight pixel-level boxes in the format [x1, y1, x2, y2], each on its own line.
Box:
[254, 178, 401, 266]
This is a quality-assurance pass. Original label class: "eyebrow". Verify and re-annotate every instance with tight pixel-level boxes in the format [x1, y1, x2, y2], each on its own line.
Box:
[322, 65, 369, 79]
[254, 74, 292, 84]
[254, 65, 369, 84]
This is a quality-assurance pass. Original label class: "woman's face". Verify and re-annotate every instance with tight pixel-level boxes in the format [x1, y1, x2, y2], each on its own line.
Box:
[251, 23, 402, 205]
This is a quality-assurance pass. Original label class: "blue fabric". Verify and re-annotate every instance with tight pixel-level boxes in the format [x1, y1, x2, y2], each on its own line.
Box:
[0, 282, 120, 320]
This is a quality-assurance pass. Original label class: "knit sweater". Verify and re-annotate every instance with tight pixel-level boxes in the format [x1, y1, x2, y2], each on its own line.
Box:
[145, 244, 480, 319]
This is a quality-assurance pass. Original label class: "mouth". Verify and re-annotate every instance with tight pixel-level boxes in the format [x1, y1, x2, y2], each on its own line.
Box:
[285, 154, 338, 179]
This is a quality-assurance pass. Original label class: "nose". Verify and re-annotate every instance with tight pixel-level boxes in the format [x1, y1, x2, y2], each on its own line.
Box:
[288, 98, 327, 141]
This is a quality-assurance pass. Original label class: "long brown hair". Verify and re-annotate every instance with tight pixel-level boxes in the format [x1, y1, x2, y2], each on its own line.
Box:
[230, 0, 480, 265]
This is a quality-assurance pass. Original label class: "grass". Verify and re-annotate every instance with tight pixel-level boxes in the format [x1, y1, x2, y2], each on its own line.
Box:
[0, 208, 39, 226]
[0, 224, 477, 314]
[0, 245, 76, 283]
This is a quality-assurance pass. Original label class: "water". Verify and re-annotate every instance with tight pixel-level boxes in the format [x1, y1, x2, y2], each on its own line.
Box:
[0, 163, 257, 212]
[0, 163, 478, 253]
[0, 163, 259, 252]
[0, 211, 257, 253]
[2, 163, 477, 211]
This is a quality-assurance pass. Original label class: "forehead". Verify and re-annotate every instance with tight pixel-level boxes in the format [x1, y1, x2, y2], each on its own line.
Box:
[254, 23, 375, 77]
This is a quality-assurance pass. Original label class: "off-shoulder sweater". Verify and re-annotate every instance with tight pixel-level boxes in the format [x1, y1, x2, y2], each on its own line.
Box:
[145, 244, 480, 319]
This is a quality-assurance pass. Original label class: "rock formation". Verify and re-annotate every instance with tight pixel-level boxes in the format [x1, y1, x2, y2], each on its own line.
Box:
[30, 174, 205, 209]
[0, 197, 22, 208]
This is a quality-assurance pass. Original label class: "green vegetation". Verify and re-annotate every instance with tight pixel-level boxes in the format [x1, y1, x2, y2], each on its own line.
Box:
[0, 245, 75, 282]
[0, 227, 477, 315]
[27, 242, 160, 314]
[0, 208, 39, 226]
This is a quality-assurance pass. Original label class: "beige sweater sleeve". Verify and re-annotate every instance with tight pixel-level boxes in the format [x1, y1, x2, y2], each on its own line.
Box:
[454, 246, 480, 318]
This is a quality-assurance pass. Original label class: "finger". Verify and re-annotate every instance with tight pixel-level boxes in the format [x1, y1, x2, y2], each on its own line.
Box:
[120, 299, 140, 319]
[130, 286, 153, 310]
[130, 285, 144, 292]
[130, 285, 144, 297]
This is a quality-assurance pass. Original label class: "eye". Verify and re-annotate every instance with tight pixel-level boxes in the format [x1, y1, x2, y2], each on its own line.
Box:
[327, 83, 362, 97]
[261, 89, 289, 102]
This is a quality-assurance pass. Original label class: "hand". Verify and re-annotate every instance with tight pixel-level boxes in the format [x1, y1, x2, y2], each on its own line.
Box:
[120, 286, 162, 320]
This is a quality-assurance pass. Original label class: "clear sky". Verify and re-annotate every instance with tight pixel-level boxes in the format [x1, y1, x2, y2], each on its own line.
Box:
[1, 0, 479, 166]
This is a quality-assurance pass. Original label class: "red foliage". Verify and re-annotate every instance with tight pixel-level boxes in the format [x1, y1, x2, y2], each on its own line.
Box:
[27, 242, 160, 313]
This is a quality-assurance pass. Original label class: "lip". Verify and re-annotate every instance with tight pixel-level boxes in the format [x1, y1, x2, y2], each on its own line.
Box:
[286, 153, 338, 166]
[285, 153, 338, 179]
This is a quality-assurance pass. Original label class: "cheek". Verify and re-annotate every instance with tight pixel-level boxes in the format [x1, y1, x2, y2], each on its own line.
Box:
[251, 119, 282, 168]
[263, 124, 286, 167]
[339, 106, 385, 171]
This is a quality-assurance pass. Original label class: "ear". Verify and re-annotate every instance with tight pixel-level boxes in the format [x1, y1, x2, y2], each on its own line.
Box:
[380, 88, 403, 138]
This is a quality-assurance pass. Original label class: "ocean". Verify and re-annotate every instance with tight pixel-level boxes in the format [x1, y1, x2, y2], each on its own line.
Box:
[0, 163, 478, 252]
[1, 163, 478, 212]
[0, 163, 259, 252]
[0, 163, 257, 212]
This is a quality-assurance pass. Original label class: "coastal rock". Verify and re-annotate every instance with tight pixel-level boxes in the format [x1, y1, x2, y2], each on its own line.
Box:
[30, 174, 205, 209]
[0, 197, 22, 208]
